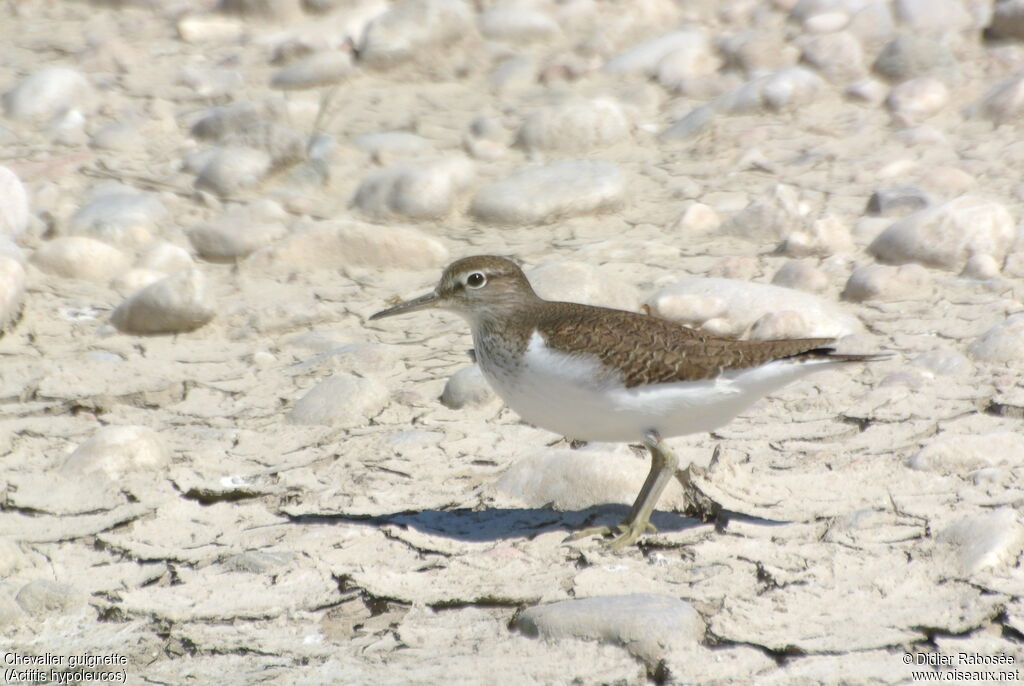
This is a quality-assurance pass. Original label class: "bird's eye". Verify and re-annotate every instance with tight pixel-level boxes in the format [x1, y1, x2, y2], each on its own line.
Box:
[465, 272, 487, 289]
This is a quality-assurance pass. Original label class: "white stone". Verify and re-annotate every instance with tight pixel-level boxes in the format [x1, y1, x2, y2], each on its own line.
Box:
[111, 268, 166, 295]
[779, 216, 854, 257]
[960, 253, 1000, 280]
[359, 0, 473, 67]
[67, 188, 167, 249]
[190, 217, 287, 262]
[800, 31, 866, 82]
[671, 202, 720, 234]
[0, 166, 29, 238]
[655, 34, 721, 91]
[908, 433, 1024, 471]
[841, 263, 931, 302]
[719, 67, 824, 113]
[289, 373, 389, 425]
[0, 256, 26, 331]
[605, 30, 709, 75]
[1, 67, 92, 121]
[248, 220, 448, 271]
[771, 260, 829, 293]
[967, 314, 1024, 364]
[62, 426, 170, 480]
[111, 269, 215, 334]
[90, 122, 144, 151]
[271, 51, 354, 90]
[969, 71, 1024, 124]
[723, 184, 807, 241]
[353, 131, 434, 163]
[30, 237, 130, 281]
[647, 278, 863, 338]
[869, 196, 1016, 270]
[440, 365, 495, 409]
[194, 146, 272, 196]
[516, 99, 630, 153]
[936, 510, 1024, 576]
[218, 0, 304, 21]
[177, 15, 246, 43]
[470, 160, 625, 225]
[886, 77, 948, 124]
[353, 157, 474, 220]
[527, 261, 640, 312]
[478, 4, 559, 42]
[137, 241, 194, 273]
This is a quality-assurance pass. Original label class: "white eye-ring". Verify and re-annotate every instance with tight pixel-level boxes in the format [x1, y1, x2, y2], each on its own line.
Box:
[465, 271, 487, 289]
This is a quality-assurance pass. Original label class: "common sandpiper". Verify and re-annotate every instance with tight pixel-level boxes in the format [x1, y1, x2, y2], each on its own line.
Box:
[370, 255, 881, 549]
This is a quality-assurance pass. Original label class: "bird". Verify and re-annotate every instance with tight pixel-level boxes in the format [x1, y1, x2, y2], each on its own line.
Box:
[370, 255, 882, 549]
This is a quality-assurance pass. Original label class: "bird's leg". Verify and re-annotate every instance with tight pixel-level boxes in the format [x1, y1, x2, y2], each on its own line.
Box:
[566, 431, 678, 549]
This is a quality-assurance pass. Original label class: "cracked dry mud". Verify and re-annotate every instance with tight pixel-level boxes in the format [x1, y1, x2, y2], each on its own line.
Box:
[2, 0, 1024, 684]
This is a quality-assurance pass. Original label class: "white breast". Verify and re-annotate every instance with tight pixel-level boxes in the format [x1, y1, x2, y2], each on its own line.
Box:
[476, 330, 839, 443]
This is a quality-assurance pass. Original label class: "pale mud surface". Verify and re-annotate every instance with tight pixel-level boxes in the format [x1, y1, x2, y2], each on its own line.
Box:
[2, 0, 1024, 684]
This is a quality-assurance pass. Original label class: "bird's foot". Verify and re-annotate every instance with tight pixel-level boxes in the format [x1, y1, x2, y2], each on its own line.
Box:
[565, 520, 656, 549]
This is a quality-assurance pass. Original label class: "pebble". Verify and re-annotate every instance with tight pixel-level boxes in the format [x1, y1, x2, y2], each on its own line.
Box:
[1, 67, 92, 121]
[778, 216, 854, 257]
[194, 146, 273, 196]
[723, 184, 807, 241]
[110, 269, 216, 334]
[515, 98, 631, 153]
[605, 29, 711, 76]
[894, 0, 975, 33]
[721, 66, 825, 112]
[960, 254, 1001, 280]
[771, 259, 830, 293]
[527, 261, 640, 311]
[30, 237, 130, 281]
[470, 160, 625, 225]
[288, 373, 390, 426]
[513, 594, 704, 665]
[658, 103, 716, 141]
[671, 202, 721, 234]
[0, 256, 26, 331]
[866, 185, 932, 217]
[439, 365, 495, 409]
[936, 510, 1024, 575]
[800, 31, 866, 82]
[718, 30, 798, 73]
[90, 122, 145, 151]
[270, 51, 354, 90]
[110, 268, 165, 295]
[872, 34, 956, 82]
[248, 220, 448, 271]
[841, 263, 931, 302]
[885, 77, 949, 124]
[353, 131, 434, 163]
[648, 277, 863, 338]
[14, 580, 85, 617]
[911, 348, 973, 377]
[908, 432, 1024, 471]
[189, 202, 288, 261]
[137, 241, 195, 273]
[478, 4, 560, 42]
[868, 196, 1016, 270]
[66, 187, 167, 249]
[62, 425, 169, 480]
[968, 72, 1024, 124]
[0, 166, 30, 238]
[352, 157, 474, 220]
[844, 78, 888, 104]
[177, 14, 245, 43]
[359, 0, 473, 67]
[967, 314, 1024, 364]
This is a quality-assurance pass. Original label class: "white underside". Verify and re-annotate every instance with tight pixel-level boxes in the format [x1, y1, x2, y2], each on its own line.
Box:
[477, 330, 841, 443]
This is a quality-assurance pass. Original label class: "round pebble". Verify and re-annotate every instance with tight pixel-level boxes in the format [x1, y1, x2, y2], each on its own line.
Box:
[908, 432, 1024, 472]
[67, 187, 166, 249]
[779, 216, 854, 257]
[478, 4, 560, 42]
[885, 77, 949, 124]
[14, 580, 85, 617]
[869, 196, 1016, 270]
[527, 261, 640, 311]
[1, 67, 92, 121]
[841, 263, 931, 302]
[62, 425, 169, 480]
[967, 314, 1024, 364]
[110, 269, 216, 334]
[515, 98, 631, 153]
[470, 160, 625, 225]
[771, 259, 830, 293]
[30, 237, 130, 281]
[137, 241, 194, 273]
[671, 202, 721, 234]
[288, 373, 390, 426]
[271, 51, 354, 90]
[936, 509, 1024, 575]
[194, 146, 272, 196]
[440, 365, 495, 409]
[358, 0, 473, 68]
[353, 157, 474, 220]
[0, 256, 26, 331]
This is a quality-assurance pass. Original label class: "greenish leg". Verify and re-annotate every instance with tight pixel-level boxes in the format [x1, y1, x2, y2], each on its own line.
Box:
[566, 431, 679, 549]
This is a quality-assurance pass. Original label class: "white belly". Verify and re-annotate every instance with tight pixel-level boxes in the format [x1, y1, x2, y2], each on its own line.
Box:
[477, 331, 839, 443]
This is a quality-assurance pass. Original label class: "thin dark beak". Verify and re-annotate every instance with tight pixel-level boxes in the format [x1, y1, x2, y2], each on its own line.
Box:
[369, 291, 440, 320]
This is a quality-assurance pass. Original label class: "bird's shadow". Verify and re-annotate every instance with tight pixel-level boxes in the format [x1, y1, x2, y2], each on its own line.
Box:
[284, 505, 785, 543]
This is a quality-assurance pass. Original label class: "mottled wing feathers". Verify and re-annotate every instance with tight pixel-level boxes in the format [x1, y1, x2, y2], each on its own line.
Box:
[532, 302, 853, 388]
